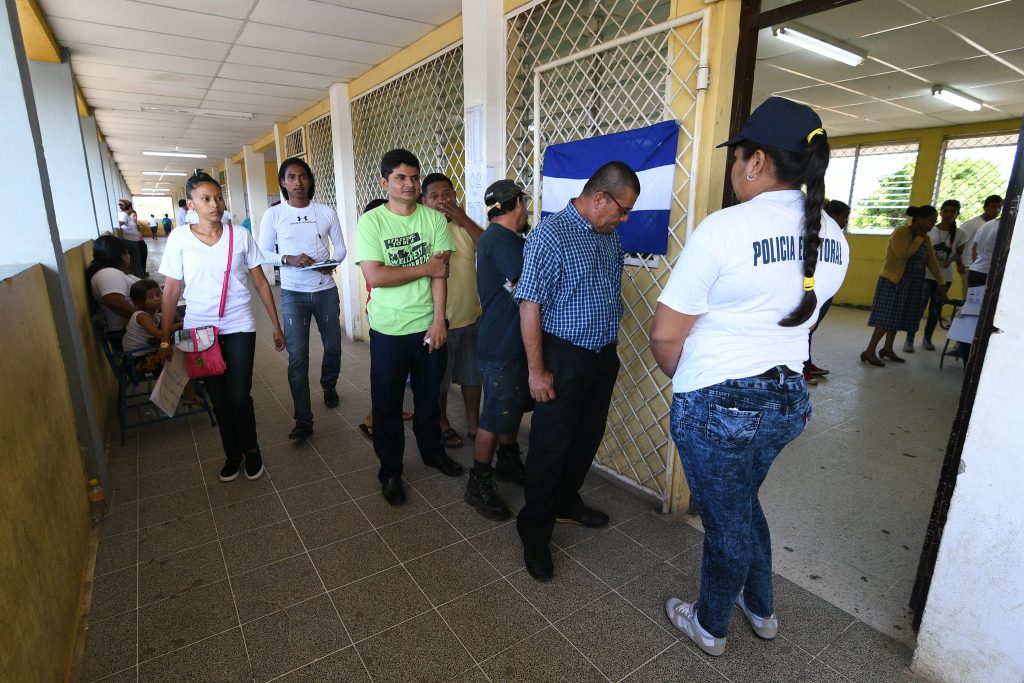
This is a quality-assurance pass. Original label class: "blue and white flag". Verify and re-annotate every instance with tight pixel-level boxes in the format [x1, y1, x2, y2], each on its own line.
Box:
[541, 120, 679, 254]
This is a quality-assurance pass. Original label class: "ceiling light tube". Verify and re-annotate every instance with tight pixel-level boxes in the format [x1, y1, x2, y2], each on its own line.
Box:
[143, 150, 208, 159]
[931, 85, 983, 112]
[772, 25, 866, 67]
[142, 171, 188, 176]
[140, 104, 253, 120]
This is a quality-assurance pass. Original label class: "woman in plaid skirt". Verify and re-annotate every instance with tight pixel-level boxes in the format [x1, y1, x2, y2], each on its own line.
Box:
[861, 205, 946, 366]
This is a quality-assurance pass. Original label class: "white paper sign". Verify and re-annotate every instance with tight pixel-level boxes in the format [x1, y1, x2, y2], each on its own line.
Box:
[958, 285, 986, 317]
[150, 352, 189, 417]
[946, 314, 979, 345]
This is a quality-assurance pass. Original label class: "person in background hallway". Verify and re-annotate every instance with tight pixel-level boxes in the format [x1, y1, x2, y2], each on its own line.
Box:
[241, 216, 252, 233]
[176, 198, 188, 229]
[158, 173, 285, 483]
[119, 204, 146, 278]
[421, 173, 484, 449]
[650, 97, 848, 656]
[958, 194, 1001, 287]
[803, 199, 849, 384]
[356, 149, 461, 507]
[87, 235, 138, 347]
[861, 205, 945, 366]
[134, 211, 150, 276]
[258, 157, 346, 440]
[958, 212, 1001, 361]
[149, 214, 159, 240]
[162, 213, 173, 235]
[904, 199, 966, 353]
[464, 179, 531, 520]
[515, 161, 638, 581]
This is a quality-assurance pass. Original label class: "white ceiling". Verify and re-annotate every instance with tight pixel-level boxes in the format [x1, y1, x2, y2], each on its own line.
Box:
[37, 0, 461, 193]
[753, 0, 1024, 137]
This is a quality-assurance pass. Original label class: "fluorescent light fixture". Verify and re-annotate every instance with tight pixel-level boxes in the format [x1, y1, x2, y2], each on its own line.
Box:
[140, 104, 253, 120]
[772, 25, 866, 66]
[143, 150, 208, 159]
[931, 85, 983, 112]
[142, 171, 188, 176]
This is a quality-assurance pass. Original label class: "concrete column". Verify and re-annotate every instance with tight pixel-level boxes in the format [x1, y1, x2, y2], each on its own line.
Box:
[273, 122, 284, 166]
[461, 0, 506, 225]
[80, 114, 112, 233]
[242, 144, 271, 278]
[328, 82, 360, 340]
[222, 157, 245, 223]
[0, 0, 107, 487]
[99, 140, 118, 229]
[28, 52, 99, 241]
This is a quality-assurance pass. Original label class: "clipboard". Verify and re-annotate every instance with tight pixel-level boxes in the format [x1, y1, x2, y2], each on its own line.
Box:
[297, 261, 340, 270]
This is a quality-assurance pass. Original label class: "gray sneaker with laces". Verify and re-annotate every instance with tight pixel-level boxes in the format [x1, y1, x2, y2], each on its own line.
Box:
[665, 598, 726, 656]
[736, 592, 778, 639]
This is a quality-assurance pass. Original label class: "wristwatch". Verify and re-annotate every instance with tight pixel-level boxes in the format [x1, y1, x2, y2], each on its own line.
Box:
[159, 341, 170, 349]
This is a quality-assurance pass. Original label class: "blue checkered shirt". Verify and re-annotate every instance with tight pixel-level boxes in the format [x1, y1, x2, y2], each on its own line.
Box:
[515, 200, 624, 351]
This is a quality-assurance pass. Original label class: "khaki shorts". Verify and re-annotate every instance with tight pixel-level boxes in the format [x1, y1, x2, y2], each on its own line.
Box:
[441, 323, 482, 392]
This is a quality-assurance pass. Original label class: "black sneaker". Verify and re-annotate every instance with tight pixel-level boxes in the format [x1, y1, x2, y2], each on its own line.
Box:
[244, 448, 264, 480]
[219, 457, 242, 482]
[288, 420, 313, 440]
[430, 451, 464, 477]
[465, 470, 511, 520]
[382, 476, 406, 505]
[323, 388, 340, 408]
[495, 444, 526, 486]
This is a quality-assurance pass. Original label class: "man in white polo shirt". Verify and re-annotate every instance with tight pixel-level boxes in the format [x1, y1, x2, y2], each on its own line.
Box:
[258, 157, 347, 440]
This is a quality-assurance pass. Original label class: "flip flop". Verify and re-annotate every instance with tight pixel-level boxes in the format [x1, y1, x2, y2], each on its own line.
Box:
[402, 411, 414, 421]
[441, 428, 463, 448]
[358, 423, 373, 438]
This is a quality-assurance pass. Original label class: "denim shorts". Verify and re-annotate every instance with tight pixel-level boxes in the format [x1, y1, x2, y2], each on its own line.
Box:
[478, 357, 529, 434]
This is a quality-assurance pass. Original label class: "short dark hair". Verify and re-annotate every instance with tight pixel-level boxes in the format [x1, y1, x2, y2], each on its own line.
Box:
[278, 157, 316, 200]
[907, 205, 938, 220]
[129, 279, 160, 304]
[824, 200, 850, 218]
[380, 148, 420, 178]
[363, 198, 387, 213]
[487, 194, 522, 221]
[178, 199, 187, 207]
[984, 194, 1003, 206]
[581, 161, 641, 198]
[185, 172, 220, 199]
[421, 173, 453, 196]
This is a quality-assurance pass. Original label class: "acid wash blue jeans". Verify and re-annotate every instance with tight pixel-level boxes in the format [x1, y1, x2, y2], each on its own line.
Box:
[670, 367, 811, 639]
[281, 288, 342, 424]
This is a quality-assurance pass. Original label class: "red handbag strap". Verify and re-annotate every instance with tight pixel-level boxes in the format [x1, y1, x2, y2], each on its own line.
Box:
[218, 224, 233, 319]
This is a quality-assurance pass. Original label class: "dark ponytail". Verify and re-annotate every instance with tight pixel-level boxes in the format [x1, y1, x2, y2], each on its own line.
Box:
[737, 131, 831, 327]
[940, 199, 960, 243]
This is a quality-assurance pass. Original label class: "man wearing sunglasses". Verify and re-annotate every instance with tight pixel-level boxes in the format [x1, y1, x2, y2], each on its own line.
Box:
[513, 161, 639, 581]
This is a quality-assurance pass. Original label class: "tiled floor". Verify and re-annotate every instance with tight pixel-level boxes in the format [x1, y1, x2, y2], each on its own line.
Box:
[80, 240, 926, 682]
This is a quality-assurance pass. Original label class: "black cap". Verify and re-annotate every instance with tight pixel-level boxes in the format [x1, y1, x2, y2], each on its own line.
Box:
[484, 179, 527, 208]
[717, 97, 824, 153]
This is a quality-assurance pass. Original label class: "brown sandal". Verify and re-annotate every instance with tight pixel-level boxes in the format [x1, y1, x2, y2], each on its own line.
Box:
[441, 428, 463, 448]
[860, 351, 885, 367]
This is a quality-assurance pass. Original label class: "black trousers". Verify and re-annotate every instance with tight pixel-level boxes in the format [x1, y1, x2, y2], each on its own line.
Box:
[369, 328, 447, 482]
[517, 334, 620, 548]
[203, 332, 257, 461]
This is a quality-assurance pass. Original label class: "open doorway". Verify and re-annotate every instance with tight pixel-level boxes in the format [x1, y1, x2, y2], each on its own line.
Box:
[731, 0, 1024, 643]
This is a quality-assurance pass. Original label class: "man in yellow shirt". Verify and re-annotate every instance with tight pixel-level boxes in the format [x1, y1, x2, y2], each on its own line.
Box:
[422, 173, 484, 449]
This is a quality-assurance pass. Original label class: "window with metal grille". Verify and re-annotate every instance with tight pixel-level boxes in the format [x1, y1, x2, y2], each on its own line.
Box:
[284, 127, 305, 159]
[351, 45, 465, 214]
[825, 142, 919, 235]
[934, 133, 1017, 221]
[218, 170, 226, 186]
[306, 114, 336, 209]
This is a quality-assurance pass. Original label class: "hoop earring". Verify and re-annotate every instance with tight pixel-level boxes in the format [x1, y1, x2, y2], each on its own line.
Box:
[745, 173, 756, 182]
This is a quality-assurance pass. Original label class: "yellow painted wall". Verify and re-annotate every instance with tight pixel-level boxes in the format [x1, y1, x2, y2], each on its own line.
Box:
[831, 118, 1020, 306]
[265, 161, 279, 196]
[0, 265, 91, 682]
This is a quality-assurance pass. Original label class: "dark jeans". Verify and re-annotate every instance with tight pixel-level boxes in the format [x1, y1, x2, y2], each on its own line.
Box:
[281, 288, 342, 424]
[369, 328, 447, 482]
[125, 240, 145, 278]
[517, 334, 620, 548]
[139, 239, 148, 274]
[670, 367, 810, 639]
[203, 332, 258, 461]
[807, 297, 832, 364]
[907, 279, 949, 344]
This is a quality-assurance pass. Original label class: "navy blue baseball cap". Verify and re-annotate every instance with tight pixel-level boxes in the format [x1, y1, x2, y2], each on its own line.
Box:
[717, 96, 825, 153]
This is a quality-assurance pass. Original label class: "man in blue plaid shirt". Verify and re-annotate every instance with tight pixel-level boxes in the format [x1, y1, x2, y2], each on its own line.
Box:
[514, 161, 640, 580]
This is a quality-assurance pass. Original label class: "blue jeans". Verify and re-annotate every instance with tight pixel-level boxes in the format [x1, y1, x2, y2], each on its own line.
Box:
[670, 367, 811, 638]
[281, 288, 342, 424]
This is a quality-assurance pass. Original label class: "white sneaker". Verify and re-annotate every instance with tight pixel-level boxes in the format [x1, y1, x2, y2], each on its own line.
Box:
[665, 598, 726, 656]
[736, 593, 778, 639]
[903, 340, 915, 353]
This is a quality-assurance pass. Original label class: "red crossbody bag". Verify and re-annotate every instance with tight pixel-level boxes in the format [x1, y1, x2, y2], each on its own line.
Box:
[184, 224, 233, 380]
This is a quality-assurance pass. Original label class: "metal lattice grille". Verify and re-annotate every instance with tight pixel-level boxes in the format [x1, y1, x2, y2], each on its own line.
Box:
[826, 142, 919, 235]
[307, 114, 336, 209]
[284, 127, 306, 159]
[507, 0, 706, 507]
[351, 45, 465, 212]
[934, 133, 1018, 221]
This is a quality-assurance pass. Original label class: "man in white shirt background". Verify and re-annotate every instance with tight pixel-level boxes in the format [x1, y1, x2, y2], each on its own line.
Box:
[258, 157, 347, 440]
[958, 194, 1001, 279]
[175, 199, 188, 229]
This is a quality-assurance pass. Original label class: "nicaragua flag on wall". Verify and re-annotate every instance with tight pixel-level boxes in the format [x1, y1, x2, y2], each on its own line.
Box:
[541, 120, 679, 255]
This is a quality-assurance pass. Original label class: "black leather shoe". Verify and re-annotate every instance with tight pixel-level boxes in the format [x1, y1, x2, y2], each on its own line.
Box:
[523, 543, 554, 581]
[288, 420, 313, 440]
[430, 451, 464, 477]
[381, 477, 406, 506]
[556, 505, 609, 528]
[323, 388, 340, 408]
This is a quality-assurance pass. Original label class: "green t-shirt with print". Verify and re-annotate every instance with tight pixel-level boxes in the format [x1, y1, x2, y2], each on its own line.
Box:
[355, 203, 455, 335]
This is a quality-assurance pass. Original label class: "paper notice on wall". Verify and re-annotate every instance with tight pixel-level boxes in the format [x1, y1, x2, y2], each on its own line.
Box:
[150, 352, 189, 417]
[465, 103, 488, 226]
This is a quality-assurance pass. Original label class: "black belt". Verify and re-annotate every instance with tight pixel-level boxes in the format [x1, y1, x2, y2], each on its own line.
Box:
[754, 365, 800, 379]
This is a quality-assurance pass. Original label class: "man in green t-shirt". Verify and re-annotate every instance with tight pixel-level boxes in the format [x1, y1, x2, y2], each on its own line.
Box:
[356, 148, 464, 505]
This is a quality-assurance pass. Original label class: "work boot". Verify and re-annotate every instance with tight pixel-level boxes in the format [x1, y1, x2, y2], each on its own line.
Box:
[464, 469, 511, 520]
[495, 443, 526, 486]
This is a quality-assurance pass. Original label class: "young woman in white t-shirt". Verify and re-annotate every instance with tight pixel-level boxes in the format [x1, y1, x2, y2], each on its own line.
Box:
[157, 173, 286, 482]
[649, 97, 849, 657]
[87, 234, 139, 342]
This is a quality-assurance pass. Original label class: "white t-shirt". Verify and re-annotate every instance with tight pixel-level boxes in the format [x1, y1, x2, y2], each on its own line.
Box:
[123, 310, 160, 352]
[185, 209, 198, 225]
[90, 267, 139, 332]
[158, 225, 264, 334]
[970, 218, 1000, 275]
[222, 210, 233, 226]
[925, 225, 969, 283]
[176, 207, 188, 227]
[958, 215, 987, 270]
[258, 201, 346, 293]
[658, 190, 849, 393]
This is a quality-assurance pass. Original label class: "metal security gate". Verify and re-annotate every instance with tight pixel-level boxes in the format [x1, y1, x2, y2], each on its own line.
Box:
[351, 45, 466, 213]
[306, 114, 336, 208]
[507, 0, 709, 510]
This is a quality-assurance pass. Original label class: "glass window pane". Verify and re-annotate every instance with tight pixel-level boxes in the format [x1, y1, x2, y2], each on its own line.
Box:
[934, 133, 1018, 221]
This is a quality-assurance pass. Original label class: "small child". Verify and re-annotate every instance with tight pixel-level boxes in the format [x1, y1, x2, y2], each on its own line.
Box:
[123, 280, 197, 403]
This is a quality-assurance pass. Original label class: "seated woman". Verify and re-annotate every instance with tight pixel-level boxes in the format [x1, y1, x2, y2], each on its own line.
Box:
[86, 235, 138, 348]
